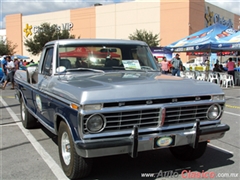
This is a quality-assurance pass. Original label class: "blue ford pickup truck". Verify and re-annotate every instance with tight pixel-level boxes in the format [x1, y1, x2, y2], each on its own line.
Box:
[14, 39, 229, 179]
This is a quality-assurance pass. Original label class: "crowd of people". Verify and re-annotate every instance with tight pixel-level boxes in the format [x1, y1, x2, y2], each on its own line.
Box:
[0, 55, 34, 90]
[155, 54, 239, 84]
[155, 53, 183, 76]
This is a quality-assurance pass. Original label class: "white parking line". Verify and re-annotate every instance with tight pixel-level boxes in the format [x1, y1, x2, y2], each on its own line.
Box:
[0, 98, 68, 180]
[1, 124, 18, 127]
[225, 96, 240, 100]
[208, 143, 233, 154]
[224, 111, 240, 117]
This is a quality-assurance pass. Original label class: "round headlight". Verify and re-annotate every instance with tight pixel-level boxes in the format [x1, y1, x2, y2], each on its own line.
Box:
[86, 114, 106, 133]
[207, 104, 221, 120]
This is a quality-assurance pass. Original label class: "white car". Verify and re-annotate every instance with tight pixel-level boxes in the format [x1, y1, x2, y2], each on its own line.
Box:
[183, 58, 204, 69]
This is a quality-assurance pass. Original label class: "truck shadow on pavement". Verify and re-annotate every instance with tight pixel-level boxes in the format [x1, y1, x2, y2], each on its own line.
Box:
[39, 123, 58, 145]
[84, 144, 234, 180]
[0, 103, 19, 109]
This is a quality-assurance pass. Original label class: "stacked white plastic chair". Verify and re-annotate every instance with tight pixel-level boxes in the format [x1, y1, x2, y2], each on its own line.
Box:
[196, 72, 206, 81]
[221, 74, 234, 88]
[207, 72, 220, 85]
[234, 69, 240, 86]
[217, 72, 226, 85]
[235, 72, 240, 86]
[194, 71, 199, 78]
[180, 71, 186, 78]
[185, 71, 195, 79]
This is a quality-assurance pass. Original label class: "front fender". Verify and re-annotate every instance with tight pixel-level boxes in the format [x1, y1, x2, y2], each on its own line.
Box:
[54, 113, 81, 143]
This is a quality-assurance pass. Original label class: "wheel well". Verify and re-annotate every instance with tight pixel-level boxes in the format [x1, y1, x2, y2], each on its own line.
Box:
[56, 115, 66, 133]
[18, 90, 23, 100]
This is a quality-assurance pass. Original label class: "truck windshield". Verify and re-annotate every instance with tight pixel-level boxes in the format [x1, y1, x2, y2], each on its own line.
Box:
[57, 44, 158, 72]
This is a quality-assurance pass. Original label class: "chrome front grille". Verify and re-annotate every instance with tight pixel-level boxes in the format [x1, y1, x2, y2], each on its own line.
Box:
[164, 104, 224, 125]
[83, 109, 160, 133]
[83, 104, 224, 134]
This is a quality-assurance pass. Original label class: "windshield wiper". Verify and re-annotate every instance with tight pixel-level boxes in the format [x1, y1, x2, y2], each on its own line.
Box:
[111, 66, 125, 70]
[66, 68, 105, 73]
[111, 66, 158, 72]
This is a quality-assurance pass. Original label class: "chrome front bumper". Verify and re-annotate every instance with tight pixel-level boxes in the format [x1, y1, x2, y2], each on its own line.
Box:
[75, 123, 230, 158]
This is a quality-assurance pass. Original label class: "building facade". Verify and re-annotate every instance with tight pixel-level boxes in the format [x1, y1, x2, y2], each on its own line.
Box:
[5, 0, 240, 61]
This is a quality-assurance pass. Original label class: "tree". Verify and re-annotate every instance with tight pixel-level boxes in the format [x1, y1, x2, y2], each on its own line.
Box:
[24, 23, 76, 55]
[128, 29, 160, 47]
[0, 40, 17, 56]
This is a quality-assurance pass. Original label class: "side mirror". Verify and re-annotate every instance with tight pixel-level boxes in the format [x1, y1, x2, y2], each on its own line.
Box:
[56, 66, 66, 73]
[27, 66, 38, 84]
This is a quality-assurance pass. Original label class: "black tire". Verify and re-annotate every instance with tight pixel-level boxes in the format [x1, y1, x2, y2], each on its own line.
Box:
[182, 66, 186, 71]
[169, 141, 208, 161]
[58, 121, 92, 179]
[20, 97, 38, 129]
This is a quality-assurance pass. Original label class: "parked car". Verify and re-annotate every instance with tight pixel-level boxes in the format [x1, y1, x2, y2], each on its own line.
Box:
[14, 39, 229, 179]
[183, 57, 206, 69]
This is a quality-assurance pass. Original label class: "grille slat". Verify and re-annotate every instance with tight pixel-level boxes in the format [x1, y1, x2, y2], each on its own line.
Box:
[105, 116, 159, 123]
[166, 107, 208, 113]
[166, 115, 207, 122]
[166, 111, 206, 118]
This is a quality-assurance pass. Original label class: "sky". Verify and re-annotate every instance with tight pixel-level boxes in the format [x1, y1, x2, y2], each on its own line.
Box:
[0, 0, 240, 29]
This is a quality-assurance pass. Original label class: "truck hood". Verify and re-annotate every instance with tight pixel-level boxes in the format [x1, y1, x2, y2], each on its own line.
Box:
[51, 71, 223, 104]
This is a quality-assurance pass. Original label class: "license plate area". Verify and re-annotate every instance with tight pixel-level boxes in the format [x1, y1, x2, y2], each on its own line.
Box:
[154, 135, 175, 148]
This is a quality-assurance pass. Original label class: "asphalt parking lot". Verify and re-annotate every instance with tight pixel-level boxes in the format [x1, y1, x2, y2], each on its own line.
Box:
[0, 85, 239, 180]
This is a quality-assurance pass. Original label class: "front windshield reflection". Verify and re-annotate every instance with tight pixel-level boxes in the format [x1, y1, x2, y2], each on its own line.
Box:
[57, 44, 158, 72]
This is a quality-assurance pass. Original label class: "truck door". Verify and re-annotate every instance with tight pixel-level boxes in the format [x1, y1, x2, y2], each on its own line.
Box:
[33, 47, 55, 127]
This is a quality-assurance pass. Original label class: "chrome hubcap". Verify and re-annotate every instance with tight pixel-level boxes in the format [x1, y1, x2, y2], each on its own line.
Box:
[21, 102, 25, 121]
[61, 132, 71, 165]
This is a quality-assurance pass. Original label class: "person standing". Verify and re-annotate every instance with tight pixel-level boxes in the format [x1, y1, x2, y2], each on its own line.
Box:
[14, 57, 20, 70]
[2, 56, 15, 90]
[226, 57, 235, 83]
[160, 57, 169, 74]
[0, 56, 8, 85]
[23, 60, 27, 66]
[213, 63, 223, 72]
[171, 54, 183, 77]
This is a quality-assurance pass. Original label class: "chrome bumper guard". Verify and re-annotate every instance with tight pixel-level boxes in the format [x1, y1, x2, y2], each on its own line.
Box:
[75, 121, 230, 158]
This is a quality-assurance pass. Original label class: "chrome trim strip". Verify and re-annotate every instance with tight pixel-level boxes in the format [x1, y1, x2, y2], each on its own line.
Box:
[17, 87, 57, 135]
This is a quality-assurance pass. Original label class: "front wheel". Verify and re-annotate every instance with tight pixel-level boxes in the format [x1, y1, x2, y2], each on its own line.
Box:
[181, 66, 186, 71]
[20, 97, 38, 129]
[169, 141, 208, 161]
[58, 121, 92, 179]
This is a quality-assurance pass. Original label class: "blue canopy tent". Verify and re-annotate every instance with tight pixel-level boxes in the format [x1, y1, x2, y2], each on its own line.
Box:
[11, 54, 30, 59]
[150, 47, 173, 60]
[211, 31, 240, 52]
[212, 31, 240, 72]
[166, 23, 237, 53]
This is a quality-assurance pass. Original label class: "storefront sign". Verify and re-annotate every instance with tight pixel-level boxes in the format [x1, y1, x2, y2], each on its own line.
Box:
[205, 6, 233, 28]
[33, 22, 73, 34]
[23, 22, 73, 37]
[23, 24, 32, 37]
